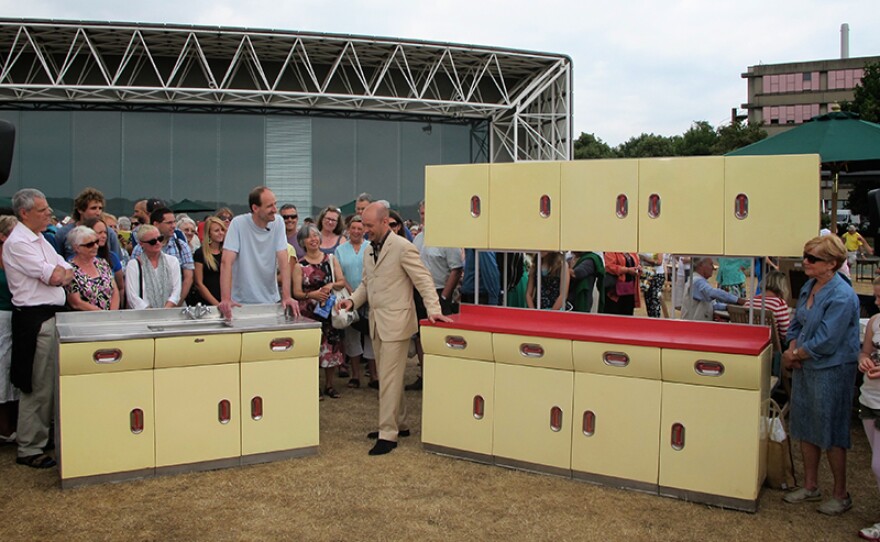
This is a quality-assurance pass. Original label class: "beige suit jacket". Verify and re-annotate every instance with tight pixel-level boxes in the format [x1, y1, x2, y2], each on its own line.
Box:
[350, 232, 441, 342]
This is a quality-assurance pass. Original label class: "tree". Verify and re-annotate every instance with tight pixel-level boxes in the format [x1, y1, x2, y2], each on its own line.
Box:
[573, 132, 615, 159]
[615, 133, 677, 158]
[842, 62, 880, 123]
[712, 120, 767, 154]
[675, 121, 717, 156]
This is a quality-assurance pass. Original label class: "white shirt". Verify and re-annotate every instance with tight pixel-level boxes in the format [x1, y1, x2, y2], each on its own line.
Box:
[4, 223, 71, 307]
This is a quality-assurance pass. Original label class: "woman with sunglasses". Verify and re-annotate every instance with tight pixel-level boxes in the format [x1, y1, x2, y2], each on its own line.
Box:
[81, 216, 125, 307]
[65, 226, 120, 311]
[388, 209, 413, 241]
[125, 225, 181, 309]
[782, 235, 860, 515]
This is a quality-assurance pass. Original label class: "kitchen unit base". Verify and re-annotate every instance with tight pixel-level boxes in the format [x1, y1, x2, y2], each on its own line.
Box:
[572, 470, 659, 495]
[422, 443, 493, 465]
[494, 456, 572, 479]
[60, 467, 155, 490]
[241, 445, 319, 466]
[155, 456, 242, 477]
[659, 486, 759, 513]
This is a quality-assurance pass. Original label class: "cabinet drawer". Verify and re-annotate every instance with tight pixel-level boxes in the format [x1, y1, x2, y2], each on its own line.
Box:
[154, 334, 242, 368]
[421, 327, 494, 361]
[59, 339, 154, 375]
[572, 341, 660, 379]
[240, 329, 321, 362]
[492, 333, 572, 370]
[661, 346, 770, 390]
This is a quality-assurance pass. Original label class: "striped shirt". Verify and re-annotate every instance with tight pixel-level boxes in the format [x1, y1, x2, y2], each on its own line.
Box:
[748, 294, 791, 337]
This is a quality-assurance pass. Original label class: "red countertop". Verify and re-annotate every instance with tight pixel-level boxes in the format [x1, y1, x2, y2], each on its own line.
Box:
[422, 305, 770, 356]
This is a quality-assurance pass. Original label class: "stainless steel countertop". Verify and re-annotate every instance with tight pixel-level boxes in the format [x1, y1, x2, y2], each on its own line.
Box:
[56, 304, 321, 343]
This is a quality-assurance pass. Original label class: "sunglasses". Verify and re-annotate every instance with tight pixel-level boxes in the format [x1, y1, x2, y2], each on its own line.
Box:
[389, 221, 400, 228]
[802, 252, 825, 263]
[282, 214, 298, 221]
[143, 235, 165, 246]
[80, 240, 99, 248]
[131, 221, 141, 227]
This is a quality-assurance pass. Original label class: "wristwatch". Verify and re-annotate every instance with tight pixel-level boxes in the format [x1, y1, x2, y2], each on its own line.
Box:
[793, 348, 800, 360]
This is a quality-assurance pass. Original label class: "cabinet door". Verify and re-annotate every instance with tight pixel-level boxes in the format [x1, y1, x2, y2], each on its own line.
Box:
[240, 358, 319, 457]
[489, 161, 561, 251]
[638, 157, 724, 254]
[154, 363, 241, 467]
[571, 373, 660, 489]
[59, 371, 154, 480]
[422, 355, 494, 460]
[424, 164, 489, 248]
[561, 159, 639, 252]
[493, 363, 573, 472]
[724, 155, 819, 256]
[659, 383, 765, 506]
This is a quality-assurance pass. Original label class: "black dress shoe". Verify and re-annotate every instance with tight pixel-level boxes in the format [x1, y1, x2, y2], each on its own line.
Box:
[368, 439, 397, 456]
[404, 376, 423, 391]
[368, 380, 379, 390]
[367, 429, 410, 439]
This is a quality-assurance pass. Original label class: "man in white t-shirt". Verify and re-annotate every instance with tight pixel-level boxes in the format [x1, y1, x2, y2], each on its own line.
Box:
[219, 187, 299, 320]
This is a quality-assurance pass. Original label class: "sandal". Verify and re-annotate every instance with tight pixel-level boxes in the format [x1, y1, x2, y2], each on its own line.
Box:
[16, 453, 56, 469]
[347, 378, 360, 389]
[324, 387, 341, 399]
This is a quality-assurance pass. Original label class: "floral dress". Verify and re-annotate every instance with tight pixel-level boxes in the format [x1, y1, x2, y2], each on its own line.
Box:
[67, 257, 115, 310]
[298, 254, 344, 368]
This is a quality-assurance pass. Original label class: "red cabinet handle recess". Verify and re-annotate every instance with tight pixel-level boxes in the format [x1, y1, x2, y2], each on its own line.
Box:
[648, 193, 661, 218]
[130, 408, 144, 434]
[671, 423, 686, 450]
[218, 399, 231, 424]
[270, 338, 293, 352]
[539, 195, 552, 218]
[251, 396, 263, 420]
[734, 193, 749, 219]
[470, 195, 481, 218]
[445, 335, 468, 349]
[93, 348, 122, 364]
[473, 395, 485, 420]
[520, 343, 545, 358]
[603, 351, 630, 368]
[616, 194, 628, 218]
[583, 410, 596, 436]
[694, 360, 725, 377]
[550, 406, 563, 432]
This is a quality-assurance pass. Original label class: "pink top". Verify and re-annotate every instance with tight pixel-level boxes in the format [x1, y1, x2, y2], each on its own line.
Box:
[4, 223, 71, 307]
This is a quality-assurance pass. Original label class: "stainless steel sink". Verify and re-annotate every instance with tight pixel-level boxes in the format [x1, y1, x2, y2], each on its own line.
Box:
[146, 320, 234, 332]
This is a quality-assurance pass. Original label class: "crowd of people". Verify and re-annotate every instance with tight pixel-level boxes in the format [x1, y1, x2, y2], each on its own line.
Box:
[4, 185, 880, 536]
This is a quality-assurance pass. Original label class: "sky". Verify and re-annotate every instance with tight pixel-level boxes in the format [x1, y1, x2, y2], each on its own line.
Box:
[2, 0, 879, 146]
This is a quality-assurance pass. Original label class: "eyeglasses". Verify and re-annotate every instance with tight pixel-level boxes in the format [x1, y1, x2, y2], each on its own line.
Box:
[389, 221, 400, 228]
[324, 217, 338, 223]
[143, 235, 165, 246]
[80, 240, 99, 248]
[131, 221, 141, 227]
[282, 214, 298, 221]
[802, 252, 825, 263]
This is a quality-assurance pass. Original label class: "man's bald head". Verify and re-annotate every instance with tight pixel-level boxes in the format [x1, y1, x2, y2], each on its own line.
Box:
[362, 202, 390, 240]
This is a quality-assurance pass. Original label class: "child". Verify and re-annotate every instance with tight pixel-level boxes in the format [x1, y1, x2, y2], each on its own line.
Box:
[858, 276, 880, 540]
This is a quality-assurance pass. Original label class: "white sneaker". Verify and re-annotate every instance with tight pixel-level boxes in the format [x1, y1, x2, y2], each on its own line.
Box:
[860, 522, 880, 541]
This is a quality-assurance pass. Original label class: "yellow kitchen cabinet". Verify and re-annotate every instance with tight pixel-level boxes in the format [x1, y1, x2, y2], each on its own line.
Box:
[661, 346, 770, 391]
[59, 370, 155, 486]
[572, 341, 660, 380]
[240, 329, 321, 362]
[560, 159, 639, 252]
[154, 333, 241, 368]
[420, 326, 494, 361]
[424, 163, 490, 249]
[489, 161, 561, 251]
[571, 372, 661, 491]
[422, 354, 495, 462]
[658, 382, 767, 511]
[493, 363, 573, 475]
[58, 338, 154, 376]
[492, 332, 572, 371]
[239, 358, 318, 461]
[724, 154, 820, 257]
[154, 363, 241, 469]
[638, 156, 725, 255]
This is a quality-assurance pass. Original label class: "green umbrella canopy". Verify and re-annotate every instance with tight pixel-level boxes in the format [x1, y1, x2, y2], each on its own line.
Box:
[169, 198, 215, 213]
[727, 111, 880, 172]
[728, 111, 880, 234]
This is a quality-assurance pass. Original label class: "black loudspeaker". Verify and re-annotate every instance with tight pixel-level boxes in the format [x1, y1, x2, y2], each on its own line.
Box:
[0, 120, 14, 185]
[868, 188, 880, 238]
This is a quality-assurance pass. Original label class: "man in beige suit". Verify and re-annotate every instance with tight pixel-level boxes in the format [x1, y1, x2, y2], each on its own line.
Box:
[337, 202, 451, 455]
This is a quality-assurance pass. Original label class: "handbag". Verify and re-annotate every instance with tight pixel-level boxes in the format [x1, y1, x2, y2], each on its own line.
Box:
[328, 254, 359, 330]
[615, 279, 636, 296]
[765, 398, 797, 490]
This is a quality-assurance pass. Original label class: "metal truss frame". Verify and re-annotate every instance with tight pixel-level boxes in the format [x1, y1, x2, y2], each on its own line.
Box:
[0, 19, 571, 161]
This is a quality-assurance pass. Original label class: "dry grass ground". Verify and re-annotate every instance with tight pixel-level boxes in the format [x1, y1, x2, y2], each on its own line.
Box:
[0, 357, 877, 542]
[1, 275, 876, 541]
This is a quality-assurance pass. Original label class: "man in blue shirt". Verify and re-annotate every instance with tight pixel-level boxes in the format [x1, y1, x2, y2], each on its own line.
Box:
[681, 257, 746, 321]
[461, 249, 501, 306]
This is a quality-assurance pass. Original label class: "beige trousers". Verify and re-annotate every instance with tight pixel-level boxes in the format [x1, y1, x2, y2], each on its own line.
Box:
[372, 333, 409, 441]
[17, 317, 57, 457]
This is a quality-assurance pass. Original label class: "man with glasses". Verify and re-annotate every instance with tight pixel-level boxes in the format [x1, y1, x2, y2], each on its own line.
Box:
[280, 204, 305, 259]
[681, 257, 746, 321]
[130, 207, 194, 307]
[5, 188, 72, 469]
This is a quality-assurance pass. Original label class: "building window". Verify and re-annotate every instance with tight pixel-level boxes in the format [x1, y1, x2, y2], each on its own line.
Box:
[762, 72, 820, 93]
[828, 68, 865, 90]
